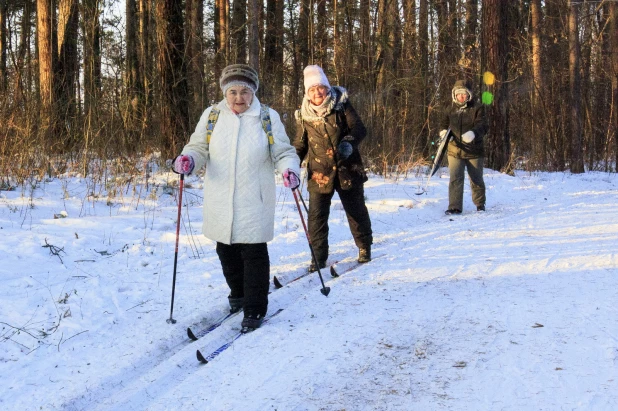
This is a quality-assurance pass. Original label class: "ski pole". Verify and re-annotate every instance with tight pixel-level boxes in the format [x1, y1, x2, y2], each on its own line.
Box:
[298, 186, 310, 214]
[292, 189, 330, 296]
[167, 174, 184, 324]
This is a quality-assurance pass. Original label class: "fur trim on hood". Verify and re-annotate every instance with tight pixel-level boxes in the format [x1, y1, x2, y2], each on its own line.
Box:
[452, 79, 473, 105]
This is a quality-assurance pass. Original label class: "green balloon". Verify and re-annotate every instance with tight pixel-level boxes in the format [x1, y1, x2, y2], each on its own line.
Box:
[482, 91, 494, 105]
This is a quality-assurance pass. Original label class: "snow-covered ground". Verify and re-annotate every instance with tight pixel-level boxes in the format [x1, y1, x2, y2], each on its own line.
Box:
[1, 167, 617, 410]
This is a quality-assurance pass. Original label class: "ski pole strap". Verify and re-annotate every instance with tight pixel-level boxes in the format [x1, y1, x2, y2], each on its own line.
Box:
[260, 104, 275, 145]
[206, 106, 221, 144]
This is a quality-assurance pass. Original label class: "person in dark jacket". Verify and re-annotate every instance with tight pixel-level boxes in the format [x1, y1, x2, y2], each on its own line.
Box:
[440, 79, 488, 215]
[294, 65, 373, 271]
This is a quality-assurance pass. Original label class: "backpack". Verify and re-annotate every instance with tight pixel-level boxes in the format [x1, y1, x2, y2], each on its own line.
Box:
[205, 104, 274, 145]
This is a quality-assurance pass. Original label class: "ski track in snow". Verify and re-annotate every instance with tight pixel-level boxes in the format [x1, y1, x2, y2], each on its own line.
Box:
[1, 170, 618, 410]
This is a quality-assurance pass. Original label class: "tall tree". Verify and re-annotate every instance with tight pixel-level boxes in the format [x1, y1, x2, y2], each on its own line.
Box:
[402, 0, 416, 65]
[215, 0, 229, 86]
[292, 0, 310, 100]
[37, 0, 57, 145]
[185, 0, 205, 124]
[125, 0, 141, 141]
[609, 1, 618, 169]
[0, 0, 6, 92]
[14, 0, 34, 107]
[230, 0, 247, 63]
[482, 0, 511, 172]
[359, 0, 371, 77]
[463, 0, 478, 74]
[83, 0, 101, 136]
[529, 0, 545, 167]
[568, 0, 583, 173]
[418, 0, 429, 144]
[156, 0, 189, 155]
[138, 0, 150, 121]
[315, 0, 327, 69]
[264, 0, 283, 102]
[247, 0, 259, 69]
[530, 0, 543, 99]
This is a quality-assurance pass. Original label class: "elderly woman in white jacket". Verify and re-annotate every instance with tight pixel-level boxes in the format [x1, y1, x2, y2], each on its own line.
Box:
[173, 64, 300, 332]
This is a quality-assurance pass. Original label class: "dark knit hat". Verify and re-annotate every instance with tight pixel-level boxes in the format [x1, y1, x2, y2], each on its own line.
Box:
[220, 64, 259, 94]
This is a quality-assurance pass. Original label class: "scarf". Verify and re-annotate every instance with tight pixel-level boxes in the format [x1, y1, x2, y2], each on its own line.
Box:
[300, 86, 349, 123]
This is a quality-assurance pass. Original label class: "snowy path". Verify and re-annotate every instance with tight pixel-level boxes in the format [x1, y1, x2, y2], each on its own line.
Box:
[1, 170, 617, 410]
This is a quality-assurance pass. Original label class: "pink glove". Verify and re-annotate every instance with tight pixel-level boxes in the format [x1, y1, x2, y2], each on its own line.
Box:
[173, 155, 194, 175]
[283, 169, 300, 190]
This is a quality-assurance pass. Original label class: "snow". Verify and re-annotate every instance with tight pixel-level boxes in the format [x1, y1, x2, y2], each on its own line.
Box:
[1, 168, 617, 410]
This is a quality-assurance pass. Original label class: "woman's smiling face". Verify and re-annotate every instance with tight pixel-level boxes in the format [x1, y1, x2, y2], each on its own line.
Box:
[307, 85, 329, 106]
[226, 86, 254, 113]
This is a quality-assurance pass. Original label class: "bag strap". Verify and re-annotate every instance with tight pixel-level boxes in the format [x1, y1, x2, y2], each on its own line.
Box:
[260, 104, 275, 145]
[205, 105, 220, 144]
[205, 104, 274, 145]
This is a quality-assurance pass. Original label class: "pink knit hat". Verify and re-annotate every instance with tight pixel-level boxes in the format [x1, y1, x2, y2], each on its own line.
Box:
[303, 65, 330, 93]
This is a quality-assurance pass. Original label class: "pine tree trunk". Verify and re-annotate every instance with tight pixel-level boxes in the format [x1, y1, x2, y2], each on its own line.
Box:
[419, 0, 429, 147]
[125, 0, 141, 146]
[482, 0, 511, 172]
[138, 0, 150, 113]
[0, 0, 6, 92]
[264, 0, 283, 103]
[186, 0, 205, 125]
[568, 0, 584, 173]
[156, 0, 189, 156]
[530, 0, 545, 167]
[37, 0, 57, 146]
[315, 0, 327, 69]
[609, 2, 618, 169]
[247, 0, 259, 70]
[230, 0, 246, 63]
[83, 0, 101, 142]
[463, 0, 478, 74]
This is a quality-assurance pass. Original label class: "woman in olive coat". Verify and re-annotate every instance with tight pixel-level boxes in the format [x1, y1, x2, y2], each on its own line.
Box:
[294, 65, 373, 271]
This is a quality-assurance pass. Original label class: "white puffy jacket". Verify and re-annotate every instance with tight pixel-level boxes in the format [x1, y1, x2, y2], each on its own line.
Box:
[181, 97, 300, 245]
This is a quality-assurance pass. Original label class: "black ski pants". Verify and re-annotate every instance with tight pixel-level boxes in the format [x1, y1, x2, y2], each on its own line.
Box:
[216, 242, 270, 317]
[307, 181, 373, 264]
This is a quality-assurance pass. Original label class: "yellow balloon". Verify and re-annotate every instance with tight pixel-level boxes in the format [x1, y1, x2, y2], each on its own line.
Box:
[483, 71, 495, 86]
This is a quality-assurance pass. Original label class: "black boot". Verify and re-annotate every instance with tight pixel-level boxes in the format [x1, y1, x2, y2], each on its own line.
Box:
[358, 247, 371, 263]
[241, 312, 264, 333]
[228, 295, 244, 314]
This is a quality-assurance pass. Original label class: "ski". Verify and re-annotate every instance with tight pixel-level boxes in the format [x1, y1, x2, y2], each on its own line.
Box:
[196, 308, 284, 364]
[273, 261, 339, 289]
[187, 310, 242, 341]
[330, 253, 387, 277]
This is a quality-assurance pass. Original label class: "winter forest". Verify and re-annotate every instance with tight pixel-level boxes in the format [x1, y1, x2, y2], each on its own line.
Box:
[2, 1, 618, 409]
[0, 0, 617, 185]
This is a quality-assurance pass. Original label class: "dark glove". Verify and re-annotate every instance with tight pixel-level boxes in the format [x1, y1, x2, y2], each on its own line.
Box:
[337, 141, 353, 160]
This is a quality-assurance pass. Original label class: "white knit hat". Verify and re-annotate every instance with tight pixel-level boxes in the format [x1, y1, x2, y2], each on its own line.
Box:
[303, 65, 330, 93]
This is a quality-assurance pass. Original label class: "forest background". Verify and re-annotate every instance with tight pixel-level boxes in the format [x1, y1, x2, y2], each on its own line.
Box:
[0, 0, 617, 187]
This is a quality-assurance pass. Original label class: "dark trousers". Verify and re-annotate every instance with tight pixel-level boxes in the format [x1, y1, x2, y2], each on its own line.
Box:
[447, 156, 486, 210]
[308, 182, 373, 263]
[216, 242, 270, 316]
